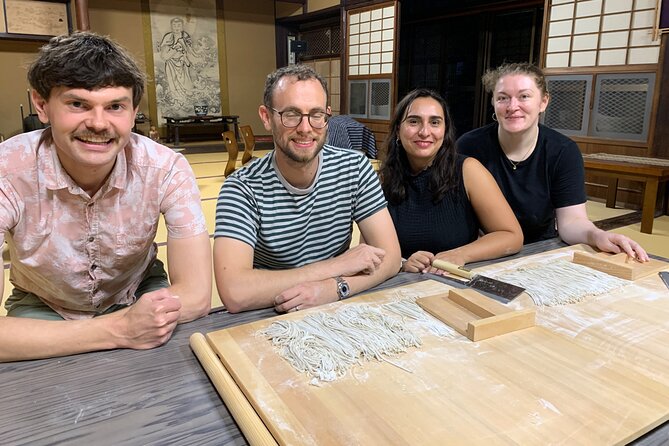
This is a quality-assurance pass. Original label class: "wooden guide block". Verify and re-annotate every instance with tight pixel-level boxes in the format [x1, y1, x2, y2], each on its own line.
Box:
[417, 289, 535, 341]
[572, 251, 668, 280]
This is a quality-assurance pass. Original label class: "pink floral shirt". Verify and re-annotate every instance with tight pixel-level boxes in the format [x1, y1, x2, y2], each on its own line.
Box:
[0, 131, 207, 319]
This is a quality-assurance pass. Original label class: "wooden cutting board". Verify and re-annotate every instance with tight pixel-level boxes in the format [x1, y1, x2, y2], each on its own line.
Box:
[195, 269, 669, 446]
[572, 250, 667, 280]
[416, 288, 535, 341]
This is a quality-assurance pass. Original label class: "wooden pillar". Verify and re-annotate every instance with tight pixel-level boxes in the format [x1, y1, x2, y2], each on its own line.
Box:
[74, 0, 90, 31]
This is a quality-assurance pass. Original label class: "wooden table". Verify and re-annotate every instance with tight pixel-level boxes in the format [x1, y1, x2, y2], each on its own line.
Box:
[1, 239, 668, 445]
[583, 156, 669, 234]
[163, 115, 240, 148]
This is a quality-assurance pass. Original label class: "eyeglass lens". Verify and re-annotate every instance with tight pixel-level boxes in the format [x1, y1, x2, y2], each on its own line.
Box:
[279, 111, 329, 129]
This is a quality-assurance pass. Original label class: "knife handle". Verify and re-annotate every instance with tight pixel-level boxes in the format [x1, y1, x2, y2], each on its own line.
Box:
[432, 259, 474, 280]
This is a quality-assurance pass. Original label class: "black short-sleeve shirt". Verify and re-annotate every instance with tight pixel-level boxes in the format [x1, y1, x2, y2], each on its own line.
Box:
[457, 123, 586, 243]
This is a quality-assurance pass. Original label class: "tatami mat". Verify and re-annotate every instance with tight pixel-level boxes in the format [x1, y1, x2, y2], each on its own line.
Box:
[610, 216, 669, 259]
[585, 199, 636, 221]
[2, 148, 669, 317]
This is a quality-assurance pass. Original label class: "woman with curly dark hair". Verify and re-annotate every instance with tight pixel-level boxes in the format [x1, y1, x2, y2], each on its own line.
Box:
[380, 88, 522, 273]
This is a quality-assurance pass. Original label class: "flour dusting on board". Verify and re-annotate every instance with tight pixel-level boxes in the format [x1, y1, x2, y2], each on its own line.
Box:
[260, 300, 455, 383]
[495, 260, 630, 306]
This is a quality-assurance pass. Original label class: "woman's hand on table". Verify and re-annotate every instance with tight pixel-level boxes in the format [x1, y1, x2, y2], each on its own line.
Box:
[402, 251, 435, 273]
[423, 250, 468, 275]
[403, 250, 469, 275]
[592, 230, 649, 262]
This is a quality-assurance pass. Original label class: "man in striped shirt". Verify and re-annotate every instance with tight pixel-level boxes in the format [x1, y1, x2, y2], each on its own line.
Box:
[214, 65, 400, 313]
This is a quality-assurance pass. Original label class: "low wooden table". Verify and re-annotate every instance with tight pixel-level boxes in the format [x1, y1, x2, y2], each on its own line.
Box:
[194, 244, 669, 445]
[164, 115, 240, 148]
[583, 154, 669, 234]
[3, 239, 669, 445]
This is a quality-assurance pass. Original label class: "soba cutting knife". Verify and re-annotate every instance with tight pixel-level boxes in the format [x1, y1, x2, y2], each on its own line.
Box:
[432, 259, 525, 302]
[659, 271, 669, 290]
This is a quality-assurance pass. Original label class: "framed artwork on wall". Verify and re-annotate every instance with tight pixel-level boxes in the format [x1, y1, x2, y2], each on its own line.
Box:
[149, 0, 221, 125]
[0, 0, 71, 40]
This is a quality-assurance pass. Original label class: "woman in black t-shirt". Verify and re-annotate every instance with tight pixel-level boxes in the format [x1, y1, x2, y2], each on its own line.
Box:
[457, 63, 648, 261]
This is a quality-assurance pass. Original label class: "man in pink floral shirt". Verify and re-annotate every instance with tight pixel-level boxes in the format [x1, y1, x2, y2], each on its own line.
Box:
[0, 33, 212, 361]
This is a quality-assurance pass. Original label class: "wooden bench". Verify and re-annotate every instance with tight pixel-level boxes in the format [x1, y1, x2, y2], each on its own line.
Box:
[583, 155, 669, 234]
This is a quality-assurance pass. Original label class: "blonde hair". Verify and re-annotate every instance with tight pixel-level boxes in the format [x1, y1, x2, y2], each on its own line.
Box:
[482, 62, 548, 97]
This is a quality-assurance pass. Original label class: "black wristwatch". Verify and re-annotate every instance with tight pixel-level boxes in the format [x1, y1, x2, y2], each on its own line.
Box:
[334, 276, 350, 300]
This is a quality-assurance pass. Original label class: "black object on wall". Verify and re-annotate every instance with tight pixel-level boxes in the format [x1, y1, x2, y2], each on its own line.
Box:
[290, 40, 307, 53]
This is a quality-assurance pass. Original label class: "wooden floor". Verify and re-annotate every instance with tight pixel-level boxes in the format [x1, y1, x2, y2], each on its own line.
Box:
[2, 145, 669, 316]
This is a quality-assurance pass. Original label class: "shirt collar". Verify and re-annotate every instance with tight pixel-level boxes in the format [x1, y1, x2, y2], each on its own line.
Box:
[271, 149, 324, 195]
[40, 139, 129, 196]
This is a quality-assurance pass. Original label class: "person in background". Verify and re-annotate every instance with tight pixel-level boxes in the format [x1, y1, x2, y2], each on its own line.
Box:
[457, 62, 648, 261]
[380, 88, 523, 273]
[213, 65, 401, 313]
[0, 32, 212, 362]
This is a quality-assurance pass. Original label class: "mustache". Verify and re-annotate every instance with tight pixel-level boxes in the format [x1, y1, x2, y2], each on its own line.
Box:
[73, 132, 117, 140]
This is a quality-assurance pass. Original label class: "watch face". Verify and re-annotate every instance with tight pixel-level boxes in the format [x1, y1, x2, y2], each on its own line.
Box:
[336, 276, 350, 298]
[338, 279, 350, 297]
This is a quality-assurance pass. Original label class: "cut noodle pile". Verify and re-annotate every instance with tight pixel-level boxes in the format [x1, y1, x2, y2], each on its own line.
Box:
[261, 304, 423, 382]
[495, 260, 629, 306]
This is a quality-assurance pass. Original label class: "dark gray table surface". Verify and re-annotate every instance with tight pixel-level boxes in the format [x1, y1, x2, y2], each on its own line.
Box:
[1, 238, 668, 445]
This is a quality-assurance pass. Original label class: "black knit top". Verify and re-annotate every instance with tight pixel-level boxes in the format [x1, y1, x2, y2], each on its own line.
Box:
[388, 154, 480, 259]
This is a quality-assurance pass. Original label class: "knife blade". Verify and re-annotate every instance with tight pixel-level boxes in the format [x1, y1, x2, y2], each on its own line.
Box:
[429, 273, 512, 304]
[432, 259, 525, 302]
[659, 271, 669, 290]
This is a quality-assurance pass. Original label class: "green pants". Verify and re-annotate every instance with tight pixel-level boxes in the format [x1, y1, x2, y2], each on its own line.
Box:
[4, 259, 169, 320]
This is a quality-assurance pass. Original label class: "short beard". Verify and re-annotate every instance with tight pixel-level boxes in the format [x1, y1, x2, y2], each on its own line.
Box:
[278, 138, 325, 164]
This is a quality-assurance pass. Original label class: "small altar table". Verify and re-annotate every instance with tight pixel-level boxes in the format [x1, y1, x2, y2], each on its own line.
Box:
[163, 115, 240, 148]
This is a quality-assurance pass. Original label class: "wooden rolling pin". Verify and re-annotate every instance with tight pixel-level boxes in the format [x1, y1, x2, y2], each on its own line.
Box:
[190, 333, 278, 446]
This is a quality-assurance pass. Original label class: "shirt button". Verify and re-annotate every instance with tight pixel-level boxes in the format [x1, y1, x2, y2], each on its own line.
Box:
[88, 236, 94, 242]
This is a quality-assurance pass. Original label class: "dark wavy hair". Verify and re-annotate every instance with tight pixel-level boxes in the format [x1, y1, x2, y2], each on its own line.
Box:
[28, 32, 146, 108]
[380, 88, 458, 205]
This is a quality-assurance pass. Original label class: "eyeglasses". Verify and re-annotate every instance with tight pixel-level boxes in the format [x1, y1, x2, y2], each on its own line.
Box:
[268, 106, 330, 129]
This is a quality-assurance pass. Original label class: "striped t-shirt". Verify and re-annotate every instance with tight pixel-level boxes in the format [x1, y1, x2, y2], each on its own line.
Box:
[214, 145, 386, 269]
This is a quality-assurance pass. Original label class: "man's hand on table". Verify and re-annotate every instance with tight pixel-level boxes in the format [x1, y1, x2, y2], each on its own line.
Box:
[272, 244, 390, 313]
[273, 279, 339, 313]
[107, 289, 182, 349]
[327, 244, 386, 276]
